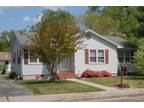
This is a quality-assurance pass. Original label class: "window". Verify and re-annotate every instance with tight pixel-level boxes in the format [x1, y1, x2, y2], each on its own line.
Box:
[118, 50, 124, 63]
[5, 61, 9, 65]
[29, 52, 37, 63]
[98, 50, 104, 63]
[125, 51, 131, 62]
[90, 50, 96, 63]
[118, 50, 135, 63]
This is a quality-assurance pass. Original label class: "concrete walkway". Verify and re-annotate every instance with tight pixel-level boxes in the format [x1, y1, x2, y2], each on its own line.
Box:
[1, 88, 144, 102]
[0, 77, 31, 96]
[67, 79, 118, 91]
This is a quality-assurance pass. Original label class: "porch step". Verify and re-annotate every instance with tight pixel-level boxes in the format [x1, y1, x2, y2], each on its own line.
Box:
[57, 71, 75, 79]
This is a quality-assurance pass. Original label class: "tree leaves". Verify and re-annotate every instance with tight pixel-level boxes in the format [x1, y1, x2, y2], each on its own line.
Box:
[30, 9, 82, 80]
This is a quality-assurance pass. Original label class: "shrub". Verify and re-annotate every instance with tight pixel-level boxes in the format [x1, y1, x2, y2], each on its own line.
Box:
[0, 64, 7, 74]
[80, 69, 95, 78]
[100, 70, 112, 77]
[9, 72, 16, 79]
[81, 69, 112, 78]
[95, 71, 104, 77]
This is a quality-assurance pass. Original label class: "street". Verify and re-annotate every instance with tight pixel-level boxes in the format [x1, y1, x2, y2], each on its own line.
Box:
[93, 95, 144, 102]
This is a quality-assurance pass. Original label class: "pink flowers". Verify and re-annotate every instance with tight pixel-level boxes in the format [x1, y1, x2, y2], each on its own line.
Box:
[80, 69, 112, 78]
[35, 73, 41, 80]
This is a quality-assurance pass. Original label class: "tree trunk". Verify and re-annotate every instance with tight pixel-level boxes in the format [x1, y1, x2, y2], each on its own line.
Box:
[47, 65, 59, 81]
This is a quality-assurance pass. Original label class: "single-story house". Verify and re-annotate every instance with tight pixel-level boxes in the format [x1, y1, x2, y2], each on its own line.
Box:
[11, 29, 137, 80]
[0, 52, 11, 72]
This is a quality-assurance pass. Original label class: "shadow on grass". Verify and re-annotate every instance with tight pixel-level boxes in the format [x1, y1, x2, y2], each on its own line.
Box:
[19, 80, 67, 85]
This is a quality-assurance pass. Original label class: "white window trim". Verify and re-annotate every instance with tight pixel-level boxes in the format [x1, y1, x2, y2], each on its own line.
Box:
[28, 50, 42, 64]
[89, 49, 105, 65]
[97, 49, 105, 64]
[89, 49, 97, 64]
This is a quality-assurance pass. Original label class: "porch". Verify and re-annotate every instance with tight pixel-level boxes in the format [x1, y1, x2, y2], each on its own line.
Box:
[58, 55, 75, 79]
[117, 48, 137, 74]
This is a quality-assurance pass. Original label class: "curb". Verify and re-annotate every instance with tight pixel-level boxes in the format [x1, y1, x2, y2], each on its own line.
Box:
[5, 89, 144, 102]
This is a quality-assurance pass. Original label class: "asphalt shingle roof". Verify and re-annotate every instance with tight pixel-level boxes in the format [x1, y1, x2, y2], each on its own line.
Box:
[0, 52, 11, 61]
[105, 36, 137, 49]
[13, 30, 137, 49]
[14, 31, 34, 47]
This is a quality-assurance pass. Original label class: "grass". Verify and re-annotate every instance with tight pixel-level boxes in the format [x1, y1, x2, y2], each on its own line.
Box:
[17, 80, 102, 95]
[0, 72, 10, 79]
[82, 76, 144, 88]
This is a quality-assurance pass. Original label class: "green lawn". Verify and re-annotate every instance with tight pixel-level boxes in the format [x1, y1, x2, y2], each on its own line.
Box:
[0, 73, 10, 79]
[17, 80, 102, 95]
[82, 76, 144, 88]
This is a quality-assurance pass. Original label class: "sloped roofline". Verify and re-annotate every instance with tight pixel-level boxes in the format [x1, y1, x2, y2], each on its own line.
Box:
[79, 29, 121, 48]
[14, 29, 135, 49]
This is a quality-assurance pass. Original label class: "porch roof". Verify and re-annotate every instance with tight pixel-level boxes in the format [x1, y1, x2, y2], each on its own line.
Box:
[105, 36, 137, 49]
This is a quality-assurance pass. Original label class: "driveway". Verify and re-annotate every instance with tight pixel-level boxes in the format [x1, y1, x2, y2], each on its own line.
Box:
[0, 77, 31, 96]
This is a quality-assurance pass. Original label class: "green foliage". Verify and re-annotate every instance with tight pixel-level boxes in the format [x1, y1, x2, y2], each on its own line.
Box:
[0, 64, 7, 74]
[83, 6, 144, 44]
[9, 72, 16, 79]
[31, 9, 82, 80]
[0, 30, 14, 51]
[132, 41, 144, 73]
[102, 7, 140, 38]
[81, 11, 119, 35]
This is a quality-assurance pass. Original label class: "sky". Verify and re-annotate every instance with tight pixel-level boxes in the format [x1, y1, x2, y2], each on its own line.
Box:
[0, 6, 88, 32]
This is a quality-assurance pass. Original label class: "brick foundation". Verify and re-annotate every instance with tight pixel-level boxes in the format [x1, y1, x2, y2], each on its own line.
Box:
[22, 71, 75, 80]
[57, 71, 75, 79]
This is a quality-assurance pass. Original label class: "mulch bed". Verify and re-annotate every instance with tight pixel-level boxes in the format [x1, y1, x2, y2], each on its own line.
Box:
[113, 84, 130, 88]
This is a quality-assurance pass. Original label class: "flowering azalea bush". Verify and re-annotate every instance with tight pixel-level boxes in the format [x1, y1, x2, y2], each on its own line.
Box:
[80, 69, 112, 78]
[80, 69, 95, 78]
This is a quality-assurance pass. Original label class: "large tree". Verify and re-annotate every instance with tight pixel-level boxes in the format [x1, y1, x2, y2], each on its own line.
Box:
[0, 30, 14, 51]
[87, 6, 141, 44]
[30, 9, 81, 80]
[81, 11, 118, 36]
[132, 40, 144, 74]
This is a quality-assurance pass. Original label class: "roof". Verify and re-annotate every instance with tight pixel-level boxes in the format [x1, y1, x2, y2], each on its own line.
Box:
[105, 36, 137, 49]
[0, 52, 11, 61]
[85, 29, 137, 49]
[13, 29, 137, 49]
[13, 31, 34, 47]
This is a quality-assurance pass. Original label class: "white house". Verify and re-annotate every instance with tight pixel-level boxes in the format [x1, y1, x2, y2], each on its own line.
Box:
[11, 29, 137, 80]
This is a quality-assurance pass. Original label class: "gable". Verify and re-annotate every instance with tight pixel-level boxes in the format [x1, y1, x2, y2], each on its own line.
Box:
[79, 29, 137, 49]
[81, 31, 117, 50]
[84, 30, 118, 47]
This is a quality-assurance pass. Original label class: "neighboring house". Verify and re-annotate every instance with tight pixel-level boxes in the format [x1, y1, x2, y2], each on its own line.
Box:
[11, 29, 137, 80]
[0, 52, 11, 72]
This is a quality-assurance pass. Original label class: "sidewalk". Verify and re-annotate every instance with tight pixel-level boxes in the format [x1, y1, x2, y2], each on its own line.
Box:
[67, 79, 118, 91]
[1, 88, 144, 102]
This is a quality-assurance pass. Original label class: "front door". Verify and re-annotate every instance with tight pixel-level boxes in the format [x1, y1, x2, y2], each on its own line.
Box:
[59, 56, 69, 71]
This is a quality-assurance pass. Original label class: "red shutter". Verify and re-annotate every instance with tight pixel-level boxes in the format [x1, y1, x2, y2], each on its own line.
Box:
[105, 49, 109, 64]
[85, 49, 89, 64]
[24, 49, 28, 64]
